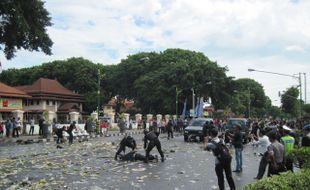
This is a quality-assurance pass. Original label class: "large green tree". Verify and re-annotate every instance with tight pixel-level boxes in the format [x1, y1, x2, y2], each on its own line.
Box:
[106, 49, 232, 114]
[281, 87, 300, 117]
[0, 0, 53, 59]
[232, 78, 268, 118]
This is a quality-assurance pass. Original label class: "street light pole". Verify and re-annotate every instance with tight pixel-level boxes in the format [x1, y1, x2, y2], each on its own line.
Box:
[248, 68, 302, 118]
[304, 73, 307, 104]
[97, 67, 100, 120]
[176, 87, 178, 119]
[248, 88, 251, 119]
[299, 73, 303, 117]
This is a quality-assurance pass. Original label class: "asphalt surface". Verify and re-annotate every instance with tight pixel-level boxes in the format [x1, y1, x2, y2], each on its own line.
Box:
[0, 133, 263, 190]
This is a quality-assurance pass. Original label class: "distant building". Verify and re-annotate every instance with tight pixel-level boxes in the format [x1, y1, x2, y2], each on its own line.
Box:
[15, 78, 84, 123]
[0, 82, 31, 121]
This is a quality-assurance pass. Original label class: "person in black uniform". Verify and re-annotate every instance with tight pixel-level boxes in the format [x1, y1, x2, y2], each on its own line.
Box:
[67, 121, 76, 145]
[167, 119, 174, 140]
[118, 151, 158, 162]
[203, 121, 210, 142]
[144, 130, 164, 163]
[56, 126, 65, 144]
[115, 135, 137, 160]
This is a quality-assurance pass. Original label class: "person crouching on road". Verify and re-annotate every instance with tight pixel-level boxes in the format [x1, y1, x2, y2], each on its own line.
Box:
[144, 130, 164, 163]
[115, 135, 137, 160]
[205, 128, 236, 190]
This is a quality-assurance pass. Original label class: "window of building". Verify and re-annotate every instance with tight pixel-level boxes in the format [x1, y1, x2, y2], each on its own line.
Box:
[30, 100, 34, 105]
[52, 101, 55, 105]
[37, 100, 40, 105]
[46, 100, 49, 105]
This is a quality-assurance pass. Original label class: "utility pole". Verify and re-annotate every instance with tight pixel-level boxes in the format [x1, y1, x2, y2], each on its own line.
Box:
[304, 73, 307, 104]
[97, 67, 100, 120]
[299, 73, 302, 117]
[176, 87, 178, 119]
[248, 88, 251, 119]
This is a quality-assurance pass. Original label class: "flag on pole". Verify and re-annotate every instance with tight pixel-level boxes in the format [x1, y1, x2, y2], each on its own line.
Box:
[197, 97, 204, 118]
[195, 97, 200, 117]
[181, 99, 187, 119]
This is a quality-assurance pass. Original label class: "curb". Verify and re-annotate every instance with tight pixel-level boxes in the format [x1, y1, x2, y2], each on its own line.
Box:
[3, 130, 144, 145]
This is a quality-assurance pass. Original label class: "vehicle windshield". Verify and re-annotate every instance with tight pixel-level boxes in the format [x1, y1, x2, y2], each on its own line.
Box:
[190, 119, 206, 127]
[227, 119, 246, 127]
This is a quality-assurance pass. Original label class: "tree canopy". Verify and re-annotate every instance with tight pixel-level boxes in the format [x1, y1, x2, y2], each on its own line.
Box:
[0, 49, 274, 117]
[231, 78, 269, 118]
[281, 87, 300, 117]
[0, 0, 53, 59]
[105, 49, 232, 114]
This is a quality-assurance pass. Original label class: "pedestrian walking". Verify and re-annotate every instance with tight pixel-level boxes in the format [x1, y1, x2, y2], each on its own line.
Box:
[144, 130, 164, 163]
[204, 128, 236, 190]
[29, 118, 35, 135]
[252, 129, 271, 180]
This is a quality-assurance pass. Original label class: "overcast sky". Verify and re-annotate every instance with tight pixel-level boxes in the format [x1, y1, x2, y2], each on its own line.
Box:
[1, 0, 309, 105]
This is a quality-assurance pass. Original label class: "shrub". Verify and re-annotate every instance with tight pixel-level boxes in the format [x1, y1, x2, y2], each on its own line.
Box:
[244, 147, 310, 190]
[243, 169, 310, 190]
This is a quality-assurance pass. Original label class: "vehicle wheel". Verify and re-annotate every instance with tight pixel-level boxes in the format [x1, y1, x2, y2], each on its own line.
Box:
[184, 136, 188, 142]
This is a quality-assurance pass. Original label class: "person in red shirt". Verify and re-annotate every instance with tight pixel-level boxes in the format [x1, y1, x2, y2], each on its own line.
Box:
[102, 120, 109, 136]
[0, 122, 4, 137]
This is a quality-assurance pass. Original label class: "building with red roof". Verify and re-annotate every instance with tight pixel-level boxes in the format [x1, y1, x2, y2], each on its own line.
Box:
[15, 78, 84, 123]
[0, 82, 31, 121]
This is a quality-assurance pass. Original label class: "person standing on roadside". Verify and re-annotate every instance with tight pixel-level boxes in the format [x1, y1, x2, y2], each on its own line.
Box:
[5, 118, 12, 138]
[280, 126, 295, 172]
[12, 117, 19, 138]
[205, 128, 236, 190]
[38, 116, 44, 136]
[267, 131, 286, 176]
[0, 122, 4, 137]
[29, 117, 35, 135]
[67, 121, 76, 145]
[229, 125, 243, 172]
[166, 119, 174, 140]
[252, 129, 271, 180]
[301, 125, 310, 147]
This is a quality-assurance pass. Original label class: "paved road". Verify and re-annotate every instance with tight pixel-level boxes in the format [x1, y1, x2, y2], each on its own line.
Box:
[0, 133, 263, 190]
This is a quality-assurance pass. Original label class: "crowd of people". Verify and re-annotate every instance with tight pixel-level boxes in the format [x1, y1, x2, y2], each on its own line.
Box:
[202, 118, 310, 190]
[1, 117, 22, 138]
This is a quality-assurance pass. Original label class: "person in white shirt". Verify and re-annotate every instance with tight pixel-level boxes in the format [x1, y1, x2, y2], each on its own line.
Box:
[252, 129, 271, 179]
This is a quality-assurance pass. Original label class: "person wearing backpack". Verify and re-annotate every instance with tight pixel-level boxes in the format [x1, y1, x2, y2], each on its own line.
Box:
[205, 128, 236, 190]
